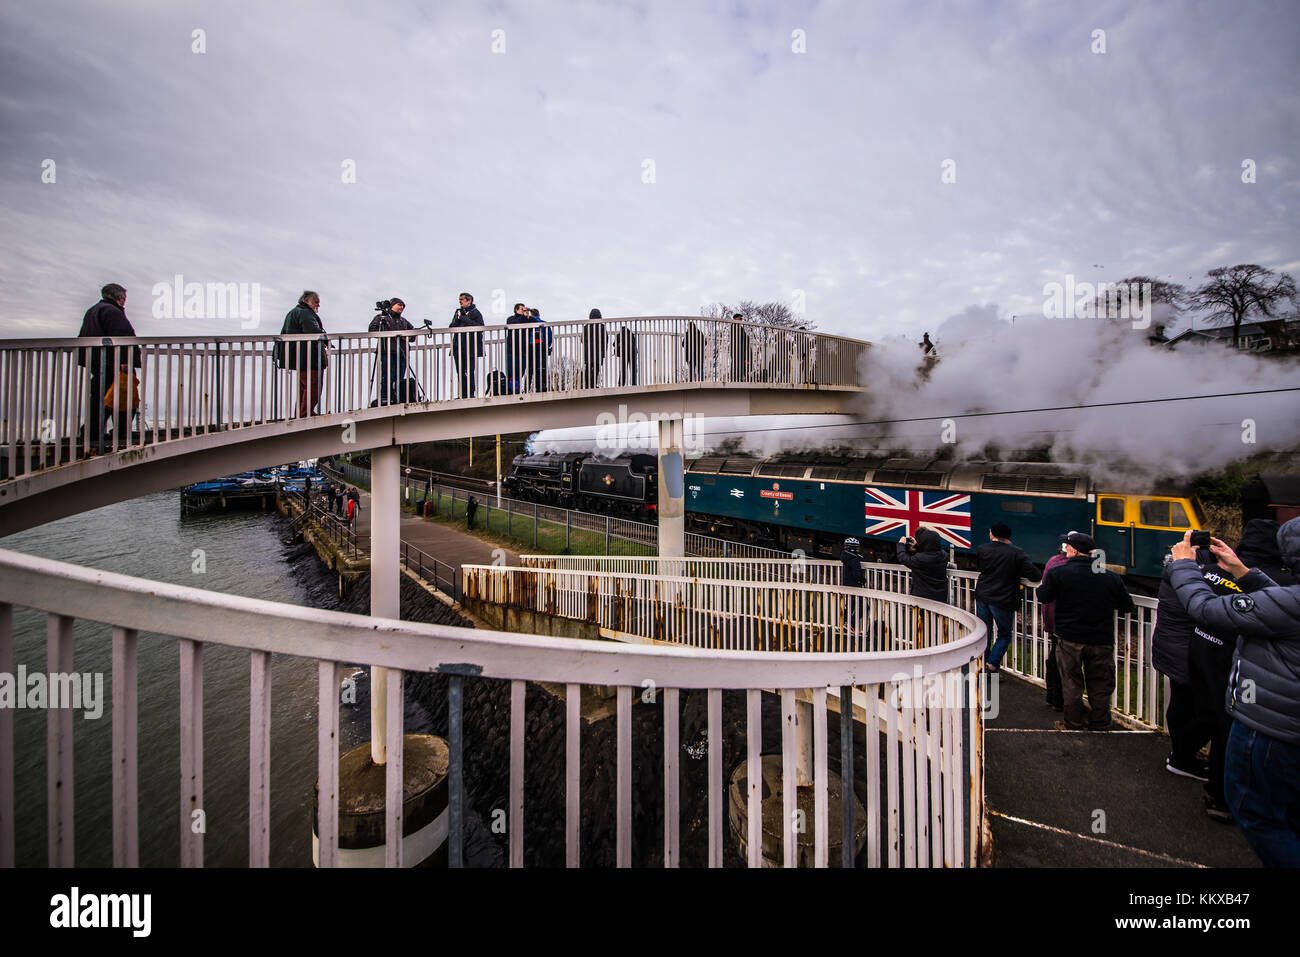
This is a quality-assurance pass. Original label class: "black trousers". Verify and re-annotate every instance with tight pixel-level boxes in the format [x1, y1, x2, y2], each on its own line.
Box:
[1166, 677, 1214, 767]
[1190, 637, 1235, 803]
[454, 352, 477, 398]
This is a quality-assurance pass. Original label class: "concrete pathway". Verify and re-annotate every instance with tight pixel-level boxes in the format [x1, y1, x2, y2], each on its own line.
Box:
[985, 672, 1259, 867]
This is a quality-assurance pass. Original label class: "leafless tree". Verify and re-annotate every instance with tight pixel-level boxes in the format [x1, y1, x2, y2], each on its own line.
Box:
[1191, 264, 1297, 348]
[700, 300, 817, 330]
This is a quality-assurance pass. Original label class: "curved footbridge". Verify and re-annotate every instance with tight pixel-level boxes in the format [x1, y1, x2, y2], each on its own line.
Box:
[0, 317, 992, 867]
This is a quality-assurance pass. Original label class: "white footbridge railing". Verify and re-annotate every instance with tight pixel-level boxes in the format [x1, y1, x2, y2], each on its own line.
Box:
[0, 317, 864, 482]
[0, 545, 985, 869]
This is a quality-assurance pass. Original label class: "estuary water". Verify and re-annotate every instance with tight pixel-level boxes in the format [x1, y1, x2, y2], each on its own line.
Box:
[4, 491, 371, 867]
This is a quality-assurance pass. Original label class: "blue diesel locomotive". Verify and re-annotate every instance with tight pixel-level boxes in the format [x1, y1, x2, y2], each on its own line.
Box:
[684, 455, 1209, 579]
[506, 451, 1211, 579]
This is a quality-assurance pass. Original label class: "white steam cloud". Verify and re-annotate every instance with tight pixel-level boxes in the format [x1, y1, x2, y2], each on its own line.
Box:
[534, 305, 1299, 485]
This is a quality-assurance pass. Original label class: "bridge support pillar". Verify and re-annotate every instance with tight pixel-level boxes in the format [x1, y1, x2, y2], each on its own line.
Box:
[371, 445, 401, 765]
[657, 417, 685, 559]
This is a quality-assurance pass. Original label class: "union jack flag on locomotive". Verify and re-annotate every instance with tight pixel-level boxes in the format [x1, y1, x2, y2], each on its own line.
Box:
[863, 487, 972, 548]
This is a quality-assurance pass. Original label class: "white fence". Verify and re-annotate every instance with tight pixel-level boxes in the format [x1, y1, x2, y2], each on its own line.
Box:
[0, 545, 984, 869]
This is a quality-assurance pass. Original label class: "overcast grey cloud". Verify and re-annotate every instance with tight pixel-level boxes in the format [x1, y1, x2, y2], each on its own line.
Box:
[1, 0, 1297, 339]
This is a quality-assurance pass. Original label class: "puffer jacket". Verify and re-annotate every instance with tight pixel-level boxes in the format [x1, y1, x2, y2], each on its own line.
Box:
[895, 528, 949, 602]
[1168, 517, 1300, 745]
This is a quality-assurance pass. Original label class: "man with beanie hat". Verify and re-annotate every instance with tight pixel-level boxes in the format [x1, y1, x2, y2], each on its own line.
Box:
[368, 297, 414, 405]
[1038, 531, 1136, 731]
[974, 522, 1041, 672]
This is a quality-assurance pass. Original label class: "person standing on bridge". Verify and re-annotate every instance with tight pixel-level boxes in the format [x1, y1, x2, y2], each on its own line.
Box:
[528, 308, 552, 392]
[276, 291, 329, 417]
[1037, 531, 1134, 732]
[505, 303, 532, 394]
[450, 293, 484, 398]
[582, 308, 608, 388]
[683, 321, 707, 380]
[729, 314, 751, 383]
[369, 298, 414, 404]
[614, 323, 639, 386]
[77, 283, 141, 452]
[974, 522, 1041, 673]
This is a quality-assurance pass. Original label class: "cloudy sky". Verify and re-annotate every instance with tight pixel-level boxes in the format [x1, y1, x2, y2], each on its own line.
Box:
[1, 0, 1297, 342]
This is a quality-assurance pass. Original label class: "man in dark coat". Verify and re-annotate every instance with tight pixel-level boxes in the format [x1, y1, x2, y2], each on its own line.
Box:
[450, 293, 484, 398]
[1152, 543, 1220, 779]
[77, 282, 141, 449]
[896, 527, 949, 603]
[505, 303, 532, 394]
[1037, 531, 1136, 731]
[582, 308, 608, 388]
[684, 322, 707, 380]
[974, 522, 1042, 672]
[729, 314, 751, 382]
[1170, 520, 1300, 866]
[527, 308, 552, 392]
[368, 298, 414, 405]
[614, 324, 639, 386]
[276, 291, 329, 416]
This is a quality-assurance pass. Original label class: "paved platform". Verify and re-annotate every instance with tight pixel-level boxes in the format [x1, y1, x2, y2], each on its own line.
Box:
[985, 672, 1259, 868]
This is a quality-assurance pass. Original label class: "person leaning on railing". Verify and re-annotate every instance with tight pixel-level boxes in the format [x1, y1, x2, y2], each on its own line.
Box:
[274, 291, 329, 416]
[1168, 519, 1300, 868]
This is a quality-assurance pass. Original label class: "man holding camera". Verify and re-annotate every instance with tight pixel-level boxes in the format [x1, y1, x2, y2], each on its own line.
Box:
[1169, 520, 1300, 867]
[369, 297, 414, 405]
[450, 293, 484, 398]
[1037, 531, 1135, 732]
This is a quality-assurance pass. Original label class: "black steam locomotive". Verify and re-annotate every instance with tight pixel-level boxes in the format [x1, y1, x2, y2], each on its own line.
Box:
[505, 452, 658, 517]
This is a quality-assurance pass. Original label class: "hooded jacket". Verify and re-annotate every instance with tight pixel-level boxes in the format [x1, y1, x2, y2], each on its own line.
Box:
[1168, 517, 1300, 745]
[1236, 518, 1297, 586]
[895, 528, 949, 603]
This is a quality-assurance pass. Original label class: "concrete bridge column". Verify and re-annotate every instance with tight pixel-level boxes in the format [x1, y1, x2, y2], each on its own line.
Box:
[370, 445, 400, 765]
[657, 417, 685, 559]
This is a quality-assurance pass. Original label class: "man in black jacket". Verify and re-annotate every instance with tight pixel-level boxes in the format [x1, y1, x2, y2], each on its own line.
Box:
[896, 527, 949, 603]
[450, 293, 484, 398]
[1038, 531, 1136, 731]
[505, 303, 532, 394]
[1152, 546, 1220, 779]
[582, 309, 608, 388]
[368, 298, 414, 405]
[77, 283, 140, 450]
[974, 522, 1041, 672]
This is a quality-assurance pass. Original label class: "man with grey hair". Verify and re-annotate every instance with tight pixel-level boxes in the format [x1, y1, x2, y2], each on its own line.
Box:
[77, 282, 140, 451]
[275, 291, 329, 416]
